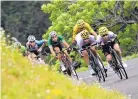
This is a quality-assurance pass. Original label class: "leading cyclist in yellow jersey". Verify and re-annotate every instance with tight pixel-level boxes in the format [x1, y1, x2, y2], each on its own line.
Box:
[72, 19, 97, 44]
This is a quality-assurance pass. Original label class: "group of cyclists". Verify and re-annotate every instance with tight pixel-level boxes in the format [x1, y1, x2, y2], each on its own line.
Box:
[13, 19, 127, 77]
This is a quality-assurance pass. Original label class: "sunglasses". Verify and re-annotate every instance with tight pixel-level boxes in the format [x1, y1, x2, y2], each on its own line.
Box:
[102, 34, 108, 37]
[30, 41, 35, 43]
[52, 35, 57, 39]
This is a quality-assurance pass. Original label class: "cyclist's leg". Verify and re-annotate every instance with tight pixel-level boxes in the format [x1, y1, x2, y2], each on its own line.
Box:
[102, 46, 113, 69]
[81, 50, 95, 75]
[113, 43, 122, 59]
[91, 46, 108, 72]
[75, 33, 95, 75]
[64, 50, 72, 62]
[113, 43, 127, 67]
[90, 46, 98, 57]
[54, 47, 66, 71]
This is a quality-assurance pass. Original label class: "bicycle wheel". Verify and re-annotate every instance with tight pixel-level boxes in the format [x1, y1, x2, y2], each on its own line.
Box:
[66, 58, 79, 80]
[62, 60, 72, 76]
[89, 53, 105, 82]
[97, 55, 107, 77]
[111, 51, 123, 79]
[115, 68, 123, 79]
[113, 50, 128, 79]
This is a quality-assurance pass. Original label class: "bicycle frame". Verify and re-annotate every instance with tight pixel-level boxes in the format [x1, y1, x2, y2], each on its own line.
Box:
[81, 44, 105, 82]
[103, 41, 128, 79]
[56, 48, 79, 80]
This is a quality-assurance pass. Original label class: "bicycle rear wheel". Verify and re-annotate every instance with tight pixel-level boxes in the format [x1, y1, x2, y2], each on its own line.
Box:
[66, 58, 79, 80]
[90, 56, 105, 82]
[111, 51, 123, 79]
[115, 67, 123, 79]
[94, 65, 105, 82]
[113, 50, 128, 79]
[97, 55, 107, 77]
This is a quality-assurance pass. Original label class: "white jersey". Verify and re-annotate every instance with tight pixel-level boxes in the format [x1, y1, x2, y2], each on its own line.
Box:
[96, 31, 117, 44]
[75, 33, 96, 49]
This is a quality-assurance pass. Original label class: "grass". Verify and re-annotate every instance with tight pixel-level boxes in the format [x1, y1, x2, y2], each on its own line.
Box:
[123, 53, 138, 61]
[1, 35, 127, 99]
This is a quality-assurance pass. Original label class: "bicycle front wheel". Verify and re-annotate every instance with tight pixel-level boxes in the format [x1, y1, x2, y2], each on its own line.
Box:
[113, 50, 128, 79]
[66, 58, 79, 80]
[96, 65, 105, 82]
[97, 55, 107, 77]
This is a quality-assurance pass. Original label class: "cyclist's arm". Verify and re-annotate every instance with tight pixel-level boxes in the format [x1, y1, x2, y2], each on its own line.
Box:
[59, 36, 70, 48]
[26, 42, 30, 50]
[37, 40, 47, 49]
[48, 38, 56, 56]
[85, 23, 97, 38]
[108, 31, 117, 41]
[72, 25, 78, 41]
[49, 46, 56, 56]
[63, 40, 70, 48]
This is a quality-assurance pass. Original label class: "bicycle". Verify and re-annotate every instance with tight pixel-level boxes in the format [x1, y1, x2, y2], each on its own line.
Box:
[81, 43, 106, 82]
[56, 47, 79, 80]
[96, 54, 107, 77]
[100, 40, 128, 79]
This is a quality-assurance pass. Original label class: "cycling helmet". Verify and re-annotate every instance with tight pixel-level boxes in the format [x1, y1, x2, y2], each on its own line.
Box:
[98, 27, 109, 36]
[50, 31, 57, 37]
[11, 37, 18, 42]
[27, 35, 35, 42]
[76, 19, 85, 27]
[80, 30, 89, 39]
[14, 42, 21, 48]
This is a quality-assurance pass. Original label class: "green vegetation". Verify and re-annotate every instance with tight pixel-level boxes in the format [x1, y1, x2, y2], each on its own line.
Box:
[1, 1, 138, 68]
[1, 1, 51, 45]
[1, 33, 127, 99]
[123, 53, 138, 61]
[41, 1, 138, 66]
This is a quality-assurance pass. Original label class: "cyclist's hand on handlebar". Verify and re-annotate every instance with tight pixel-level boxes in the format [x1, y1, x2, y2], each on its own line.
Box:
[38, 47, 42, 52]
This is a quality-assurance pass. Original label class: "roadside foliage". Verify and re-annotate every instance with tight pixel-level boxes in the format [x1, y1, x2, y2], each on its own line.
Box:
[1, 32, 127, 99]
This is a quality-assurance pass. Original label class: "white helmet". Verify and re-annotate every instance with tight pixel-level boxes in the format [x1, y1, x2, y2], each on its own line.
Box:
[11, 37, 18, 42]
[28, 35, 35, 42]
[14, 42, 21, 48]
[50, 31, 57, 37]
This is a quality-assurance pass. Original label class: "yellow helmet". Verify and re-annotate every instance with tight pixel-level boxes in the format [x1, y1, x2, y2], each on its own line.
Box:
[98, 27, 109, 36]
[80, 30, 89, 39]
[76, 19, 85, 27]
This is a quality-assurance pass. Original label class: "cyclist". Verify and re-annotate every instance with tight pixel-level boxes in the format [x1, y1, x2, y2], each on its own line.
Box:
[48, 31, 71, 72]
[75, 29, 100, 75]
[72, 19, 97, 44]
[97, 26, 127, 68]
[13, 41, 28, 56]
[26, 35, 47, 63]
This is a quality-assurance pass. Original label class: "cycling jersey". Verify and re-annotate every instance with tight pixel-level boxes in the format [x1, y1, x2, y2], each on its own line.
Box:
[75, 33, 96, 49]
[48, 35, 64, 48]
[96, 31, 117, 55]
[73, 22, 95, 40]
[26, 40, 46, 52]
[96, 31, 117, 44]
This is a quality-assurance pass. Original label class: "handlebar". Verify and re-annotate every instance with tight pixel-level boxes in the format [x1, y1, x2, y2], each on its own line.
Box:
[81, 43, 97, 51]
[55, 47, 71, 55]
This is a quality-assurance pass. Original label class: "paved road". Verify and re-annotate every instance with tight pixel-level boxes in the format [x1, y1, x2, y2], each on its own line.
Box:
[77, 58, 138, 99]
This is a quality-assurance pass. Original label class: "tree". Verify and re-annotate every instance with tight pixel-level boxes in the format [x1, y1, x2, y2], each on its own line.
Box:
[1, 1, 51, 45]
[41, 1, 138, 55]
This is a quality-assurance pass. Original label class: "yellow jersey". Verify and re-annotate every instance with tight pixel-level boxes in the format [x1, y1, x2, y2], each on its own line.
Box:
[72, 22, 94, 40]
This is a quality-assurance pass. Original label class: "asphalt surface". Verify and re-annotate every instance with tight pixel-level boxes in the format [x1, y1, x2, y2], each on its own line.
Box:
[77, 58, 138, 99]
